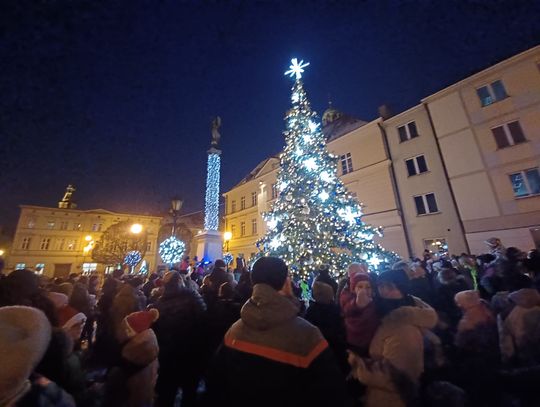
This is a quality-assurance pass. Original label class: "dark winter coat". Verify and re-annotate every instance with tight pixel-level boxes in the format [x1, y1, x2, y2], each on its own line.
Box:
[434, 275, 468, 329]
[314, 270, 338, 299]
[205, 283, 346, 407]
[152, 285, 208, 382]
[16, 374, 75, 407]
[110, 285, 145, 342]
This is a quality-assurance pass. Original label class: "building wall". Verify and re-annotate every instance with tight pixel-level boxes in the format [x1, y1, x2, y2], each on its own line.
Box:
[383, 105, 469, 257]
[424, 45, 540, 251]
[8, 206, 161, 277]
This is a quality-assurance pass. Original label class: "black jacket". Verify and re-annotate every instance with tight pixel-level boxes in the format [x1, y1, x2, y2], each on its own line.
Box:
[205, 284, 346, 407]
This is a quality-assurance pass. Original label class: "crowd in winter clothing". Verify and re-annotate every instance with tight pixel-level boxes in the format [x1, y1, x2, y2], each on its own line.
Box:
[1, 242, 540, 407]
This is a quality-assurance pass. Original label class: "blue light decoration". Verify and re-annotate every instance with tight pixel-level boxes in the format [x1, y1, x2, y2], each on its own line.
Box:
[223, 253, 233, 266]
[159, 236, 186, 265]
[204, 152, 221, 231]
[124, 250, 142, 267]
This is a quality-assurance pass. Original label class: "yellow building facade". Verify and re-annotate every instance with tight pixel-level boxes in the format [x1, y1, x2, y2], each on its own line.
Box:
[8, 205, 162, 278]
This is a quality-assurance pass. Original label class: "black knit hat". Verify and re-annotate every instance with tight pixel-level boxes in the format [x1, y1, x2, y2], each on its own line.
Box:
[377, 268, 410, 295]
[214, 259, 227, 269]
[251, 257, 288, 290]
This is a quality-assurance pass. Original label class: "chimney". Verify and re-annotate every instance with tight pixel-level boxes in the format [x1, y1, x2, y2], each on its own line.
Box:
[378, 104, 393, 120]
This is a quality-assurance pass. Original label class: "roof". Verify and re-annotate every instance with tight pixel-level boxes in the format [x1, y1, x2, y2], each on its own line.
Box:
[19, 205, 162, 219]
[231, 155, 280, 189]
[323, 113, 367, 142]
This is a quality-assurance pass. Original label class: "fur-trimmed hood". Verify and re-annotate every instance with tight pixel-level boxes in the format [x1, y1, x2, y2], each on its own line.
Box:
[122, 329, 159, 366]
[381, 297, 437, 330]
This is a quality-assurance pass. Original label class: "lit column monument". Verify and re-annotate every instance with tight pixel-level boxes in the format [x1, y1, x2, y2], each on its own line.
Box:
[196, 116, 224, 262]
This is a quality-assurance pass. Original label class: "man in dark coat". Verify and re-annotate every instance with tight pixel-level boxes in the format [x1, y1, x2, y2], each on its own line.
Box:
[153, 272, 208, 407]
[205, 257, 346, 407]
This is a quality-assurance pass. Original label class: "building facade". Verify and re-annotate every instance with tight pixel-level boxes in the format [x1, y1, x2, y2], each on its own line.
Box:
[423, 45, 540, 253]
[223, 45, 540, 261]
[8, 205, 162, 278]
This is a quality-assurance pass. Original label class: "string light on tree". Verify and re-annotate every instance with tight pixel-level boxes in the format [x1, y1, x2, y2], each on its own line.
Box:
[124, 250, 142, 267]
[256, 57, 397, 278]
[159, 236, 186, 265]
[204, 153, 221, 231]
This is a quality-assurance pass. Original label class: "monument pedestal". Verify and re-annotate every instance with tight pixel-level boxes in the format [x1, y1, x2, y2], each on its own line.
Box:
[195, 230, 223, 263]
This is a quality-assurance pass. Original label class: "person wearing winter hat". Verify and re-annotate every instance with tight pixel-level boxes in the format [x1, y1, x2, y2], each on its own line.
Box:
[104, 309, 160, 407]
[349, 268, 438, 407]
[0, 306, 75, 407]
[205, 256, 346, 407]
[47, 291, 69, 310]
[341, 272, 380, 357]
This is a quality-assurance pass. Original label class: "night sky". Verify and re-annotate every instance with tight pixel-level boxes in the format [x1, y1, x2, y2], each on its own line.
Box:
[1, 0, 539, 234]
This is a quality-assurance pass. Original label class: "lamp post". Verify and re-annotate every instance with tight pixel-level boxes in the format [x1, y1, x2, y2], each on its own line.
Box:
[223, 231, 232, 252]
[170, 197, 183, 236]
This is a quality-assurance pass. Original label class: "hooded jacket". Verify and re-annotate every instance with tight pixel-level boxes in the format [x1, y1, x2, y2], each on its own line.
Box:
[350, 297, 437, 407]
[499, 288, 540, 366]
[206, 283, 345, 407]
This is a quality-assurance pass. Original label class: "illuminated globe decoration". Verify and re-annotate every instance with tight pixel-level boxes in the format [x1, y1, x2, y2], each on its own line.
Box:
[159, 236, 186, 265]
[124, 250, 142, 267]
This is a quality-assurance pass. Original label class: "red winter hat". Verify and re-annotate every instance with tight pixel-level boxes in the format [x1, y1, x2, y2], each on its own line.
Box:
[123, 309, 159, 338]
[350, 272, 371, 290]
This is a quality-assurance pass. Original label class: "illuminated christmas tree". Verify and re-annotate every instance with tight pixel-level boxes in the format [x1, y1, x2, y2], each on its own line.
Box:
[257, 59, 397, 278]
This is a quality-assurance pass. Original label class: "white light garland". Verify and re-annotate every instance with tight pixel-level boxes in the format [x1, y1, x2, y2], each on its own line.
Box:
[159, 236, 186, 265]
[204, 152, 221, 231]
[284, 58, 310, 80]
[303, 157, 318, 171]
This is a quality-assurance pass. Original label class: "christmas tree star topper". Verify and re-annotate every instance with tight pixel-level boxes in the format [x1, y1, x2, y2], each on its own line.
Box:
[285, 58, 310, 80]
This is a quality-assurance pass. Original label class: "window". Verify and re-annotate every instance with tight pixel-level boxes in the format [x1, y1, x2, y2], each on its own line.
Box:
[240, 196, 246, 210]
[21, 237, 31, 250]
[398, 121, 419, 142]
[40, 238, 51, 250]
[405, 155, 428, 176]
[414, 193, 439, 215]
[491, 121, 526, 149]
[271, 183, 278, 199]
[340, 153, 354, 175]
[477, 80, 508, 107]
[60, 221, 68, 230]
[27, 219, 35, 229]
[146, 241, 152, 251]
[82, 263, 98, 274]
[92, 223, 102, 232]
[231, 224, 236, 238]
[251, 191, 258, 206]
[231, 200, 236, 213]
[73, 223, 82, 231]
[47, 220, 55, 229]
[423, 238, 448, 254]
[251, 218, 257, 235]
[510, 168, 540, 197]
[55, 238, 65, 251]
[67, 239, 77, 251]
[240, 221, 246, 237]
[35, 263, 45, 274]
[15, 263, 26, 270]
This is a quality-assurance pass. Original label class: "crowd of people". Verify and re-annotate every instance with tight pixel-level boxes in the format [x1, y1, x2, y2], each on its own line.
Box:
[1, 238, 540, 407]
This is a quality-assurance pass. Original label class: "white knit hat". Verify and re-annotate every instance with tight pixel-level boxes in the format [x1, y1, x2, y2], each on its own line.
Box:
[0, 306, 52, 405]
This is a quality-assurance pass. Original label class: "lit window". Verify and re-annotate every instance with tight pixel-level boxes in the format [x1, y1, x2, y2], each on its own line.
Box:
[231, 224, 236, 238]
[82, 263, 98, 274]
[271, 183, 278, 199]
[405, 155, 428, 176]
[60, 221, 69, 230]
[73, 223, 82, 231]
[491, 121, 526, 149]
[398, 121, 419, 142]
[47, 220, 55, 229]
[231, 200, 237, 213]
[35, 263, 45, 274]
[40, 238, 51, 250]
[240, 196, 246, 210]
[423, 238, 448, 254]
[251, 191, 258, 206]
[240, 221, 246, 237]
[92, 223, 102, 232]
[15, 263, 26, 270]
[476, 80, 508, 107]
[55, 238, 65, 251]
[252, 218, 257, 235]
[340, 153, 354, 175]
[21, 237, 31, 250]
[414, 193, 439, 215]
[67, 239, 77, 251]
[510, 168, 540, 198]
[27, 219, 35, 229]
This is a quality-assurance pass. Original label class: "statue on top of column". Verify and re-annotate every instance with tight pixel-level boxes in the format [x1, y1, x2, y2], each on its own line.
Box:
[211, 116, 221, 148]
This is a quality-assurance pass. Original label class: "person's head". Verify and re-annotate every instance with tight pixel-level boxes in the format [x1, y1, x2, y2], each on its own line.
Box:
[127, 277, 144, 289]
[392, 260, 411, 276]
[0, 306, 52, 406]
[251, 257, 288, 291]
[350, 272, 373, 299]
[112, 268, 124, 279]
[214, 259, 227, 270]
[218, 282, 235, 299]
[377, 269, 409, 299]
[454, 290, 481, 311]
[506, 247, 525, 262]
[311, 281, 334, 304]
[347, 262, 366, 277]
[78, 275, 88, 286]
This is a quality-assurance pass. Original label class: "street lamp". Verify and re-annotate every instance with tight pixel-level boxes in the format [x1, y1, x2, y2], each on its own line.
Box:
[223, 231, 232, 252]
[130, 223, 143, 234]
[0, 249, 4, 257]
[170, 197, 183, 236]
